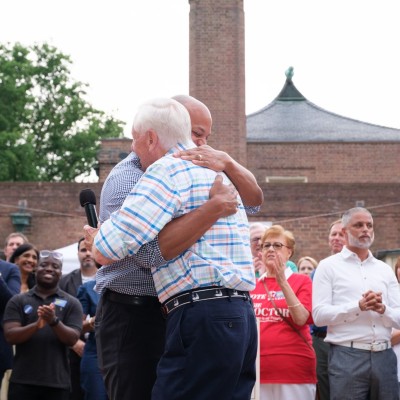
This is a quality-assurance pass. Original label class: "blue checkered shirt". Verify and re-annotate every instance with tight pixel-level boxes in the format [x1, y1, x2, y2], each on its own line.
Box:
[95, 152, 163, 297]
[95, 145, 256, 303]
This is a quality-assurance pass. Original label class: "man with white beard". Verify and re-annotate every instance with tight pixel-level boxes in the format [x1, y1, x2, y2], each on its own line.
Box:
[312, 207, 400, 400]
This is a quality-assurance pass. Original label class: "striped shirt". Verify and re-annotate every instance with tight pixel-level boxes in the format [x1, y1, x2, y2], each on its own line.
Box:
[95, 144, 256, 303]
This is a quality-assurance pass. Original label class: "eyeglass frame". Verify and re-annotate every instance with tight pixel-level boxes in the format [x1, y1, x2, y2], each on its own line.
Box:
[39, 250, 64, 261]
[261, 242, 290, 251]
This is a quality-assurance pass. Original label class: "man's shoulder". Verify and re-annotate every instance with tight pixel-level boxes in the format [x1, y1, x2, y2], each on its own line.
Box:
[313, 253, 341, 277]
[6, 290, 30, 305]
[59, 269, 81, 287]
[319, 252, 341, 265]
[100, 152, 143, 205]
[0, 259, 18, 273]
[149, 152, 216, 180]
[61, 269, 81, 279]
[105, 152, 142, 180]
[370, 256, 393, 270]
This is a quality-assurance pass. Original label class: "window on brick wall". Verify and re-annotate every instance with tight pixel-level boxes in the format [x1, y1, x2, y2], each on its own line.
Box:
[265, 176, 308, 183]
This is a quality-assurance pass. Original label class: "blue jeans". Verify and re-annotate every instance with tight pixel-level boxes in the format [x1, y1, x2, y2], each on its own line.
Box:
[152, 296, 257, 400]
[81, 339, 108, 400]
[329, 344, 399, 400]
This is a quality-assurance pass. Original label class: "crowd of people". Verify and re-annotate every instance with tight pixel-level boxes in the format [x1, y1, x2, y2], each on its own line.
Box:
[1, 95, 400, 400]
[0, 234, 103, 400]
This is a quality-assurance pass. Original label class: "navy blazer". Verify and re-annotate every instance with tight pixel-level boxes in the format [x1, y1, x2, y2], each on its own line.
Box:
[0, 260, 21, 315]
[0, 260, 21, 375]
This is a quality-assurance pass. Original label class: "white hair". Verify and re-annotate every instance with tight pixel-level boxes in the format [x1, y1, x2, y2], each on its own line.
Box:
[133, 98, 194, 151]
[249, 222, 271, 232]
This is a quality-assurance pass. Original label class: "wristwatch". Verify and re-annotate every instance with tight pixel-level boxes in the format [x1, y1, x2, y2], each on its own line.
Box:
[49, 317, 60, 327]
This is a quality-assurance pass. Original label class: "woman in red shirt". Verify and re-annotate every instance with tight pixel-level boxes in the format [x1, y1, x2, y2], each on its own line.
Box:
[251, 225, 316, 400]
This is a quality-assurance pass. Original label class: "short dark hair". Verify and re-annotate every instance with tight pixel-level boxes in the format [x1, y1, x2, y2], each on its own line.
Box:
[77, 237, 85, 251]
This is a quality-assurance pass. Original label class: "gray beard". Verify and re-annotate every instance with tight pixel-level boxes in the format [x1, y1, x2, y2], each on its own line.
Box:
[347, 232, 374, 249]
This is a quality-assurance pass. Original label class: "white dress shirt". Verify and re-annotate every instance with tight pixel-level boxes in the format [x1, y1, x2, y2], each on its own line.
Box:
[312, 246, 400, 344]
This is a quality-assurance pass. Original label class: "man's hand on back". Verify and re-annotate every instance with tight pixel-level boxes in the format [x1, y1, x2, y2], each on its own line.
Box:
[208, 175, 239, 218]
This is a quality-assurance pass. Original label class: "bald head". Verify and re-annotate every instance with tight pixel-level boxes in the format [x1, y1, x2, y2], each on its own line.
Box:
[172, 95, 212, 146]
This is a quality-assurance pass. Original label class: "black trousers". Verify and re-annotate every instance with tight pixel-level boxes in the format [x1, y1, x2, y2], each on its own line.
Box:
[8, 382, 69, 400]
[95, 292, 166, 400]
[68, 349, 84, 400]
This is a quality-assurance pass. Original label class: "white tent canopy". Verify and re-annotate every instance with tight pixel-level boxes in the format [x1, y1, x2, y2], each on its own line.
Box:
[55, 242, 79, 275]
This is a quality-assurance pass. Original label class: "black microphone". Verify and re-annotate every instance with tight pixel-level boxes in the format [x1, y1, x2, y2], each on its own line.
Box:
[79, 189, 98, 228]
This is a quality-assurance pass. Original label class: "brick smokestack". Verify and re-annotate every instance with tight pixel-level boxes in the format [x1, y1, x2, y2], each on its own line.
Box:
[189, 0, 247, 166]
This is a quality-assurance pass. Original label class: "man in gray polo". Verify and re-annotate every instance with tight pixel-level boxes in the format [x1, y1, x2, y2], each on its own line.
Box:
[313, 207, 400, 400]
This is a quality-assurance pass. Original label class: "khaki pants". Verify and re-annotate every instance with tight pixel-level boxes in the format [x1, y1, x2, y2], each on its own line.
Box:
[0, 370, 11, 400]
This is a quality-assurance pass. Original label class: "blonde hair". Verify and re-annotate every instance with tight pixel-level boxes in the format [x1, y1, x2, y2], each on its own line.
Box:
[329, 219, 342, 232]
[297, 256, 318, 270]
[5, 232, 28, 247]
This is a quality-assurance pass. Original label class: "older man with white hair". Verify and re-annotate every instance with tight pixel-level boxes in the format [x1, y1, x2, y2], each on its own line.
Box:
[88, 98, 257, 400]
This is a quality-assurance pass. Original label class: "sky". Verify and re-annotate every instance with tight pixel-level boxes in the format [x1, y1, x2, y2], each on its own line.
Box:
[2, 0, 400, 140]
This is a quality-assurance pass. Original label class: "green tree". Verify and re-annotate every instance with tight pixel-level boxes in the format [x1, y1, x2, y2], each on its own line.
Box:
[0, 42, 125, 181]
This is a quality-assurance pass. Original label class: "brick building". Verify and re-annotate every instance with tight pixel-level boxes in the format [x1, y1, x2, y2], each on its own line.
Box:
[91, 69, 400, 265]
[1, 0, 400, 266]
[245, 68, 400, 262]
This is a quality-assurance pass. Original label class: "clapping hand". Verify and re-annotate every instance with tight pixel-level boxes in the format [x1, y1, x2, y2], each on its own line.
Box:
[37, 303, 56, 328]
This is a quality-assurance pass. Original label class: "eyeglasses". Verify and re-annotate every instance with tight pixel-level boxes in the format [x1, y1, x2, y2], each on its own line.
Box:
[40, 250, 63, 261]
[250, 236, 261, 243]
[262, 242, 290, 251]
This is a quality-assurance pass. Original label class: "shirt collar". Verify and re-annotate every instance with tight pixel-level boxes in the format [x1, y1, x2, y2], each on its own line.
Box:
[259, 266, 293, 281]
[29, 286, 66, 300]
[165, 142, 194, 156]
[129, 152, 142, 169]
[341, 245, 373, 262]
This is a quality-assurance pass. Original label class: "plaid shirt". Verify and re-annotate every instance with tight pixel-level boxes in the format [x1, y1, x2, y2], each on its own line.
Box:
[95, 145, 255, 303]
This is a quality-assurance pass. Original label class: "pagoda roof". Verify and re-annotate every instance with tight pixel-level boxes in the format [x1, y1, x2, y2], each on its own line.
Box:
[246, 67, 400, 142]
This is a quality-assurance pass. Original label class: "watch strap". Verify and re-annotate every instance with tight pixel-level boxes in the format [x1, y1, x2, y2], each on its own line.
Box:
[49, 317, 60, 327]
